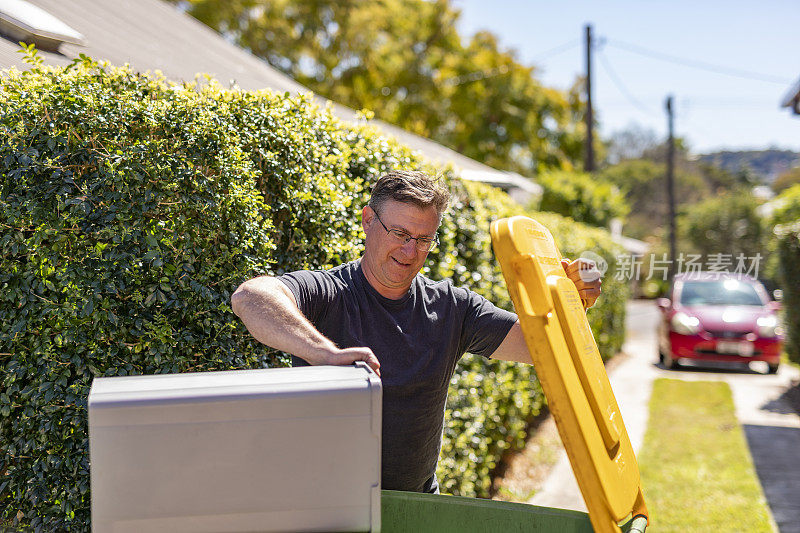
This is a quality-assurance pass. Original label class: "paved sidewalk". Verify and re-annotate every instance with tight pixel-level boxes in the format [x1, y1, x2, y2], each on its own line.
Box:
[528, 300, 800, 533]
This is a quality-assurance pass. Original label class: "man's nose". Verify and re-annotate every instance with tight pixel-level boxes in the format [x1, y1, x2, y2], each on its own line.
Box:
[399, 239, 418, 256]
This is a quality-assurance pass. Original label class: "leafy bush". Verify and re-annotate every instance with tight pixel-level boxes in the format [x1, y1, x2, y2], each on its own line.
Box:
[770, 183, 800, 226]
[535, 169, 630, 228]
[771, 166, 800, 194]
[680, 190, 768, 261]
[1, 56, 627, 529]
[776, 223, 800, 365]
[597, 158, 712, 241]
[757, 184, 800, 288]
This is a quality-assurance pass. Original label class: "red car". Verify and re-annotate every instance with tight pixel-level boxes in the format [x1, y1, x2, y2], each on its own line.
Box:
[657, 272, 783, 373]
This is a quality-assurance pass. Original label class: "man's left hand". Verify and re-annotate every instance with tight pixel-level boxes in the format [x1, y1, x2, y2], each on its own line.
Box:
[561, 258, 602, 309]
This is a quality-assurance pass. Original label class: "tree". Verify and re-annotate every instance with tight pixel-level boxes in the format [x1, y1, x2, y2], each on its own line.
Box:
[605, 124, 660, 164]
[597, 159, 709, 240]
[772, 166, 800, 193]
[679, 191, 767, 262]
[770, 183, 800, 226]
[597, 128, 753, 241]
[438, 31, 587, 173]
[174, 0, 586, 174]
[695, 161, 753, 192]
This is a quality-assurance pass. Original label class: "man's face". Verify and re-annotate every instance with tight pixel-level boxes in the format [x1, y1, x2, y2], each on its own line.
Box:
[361, 199, 440, 298]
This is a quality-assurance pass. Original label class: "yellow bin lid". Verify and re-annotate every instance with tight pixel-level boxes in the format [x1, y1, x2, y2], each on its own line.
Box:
[491, 216, 648, 533]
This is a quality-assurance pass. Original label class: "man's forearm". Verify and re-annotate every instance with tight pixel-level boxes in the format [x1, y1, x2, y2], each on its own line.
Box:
[231, 276, 381, 375]
[231, 277, 336, 365]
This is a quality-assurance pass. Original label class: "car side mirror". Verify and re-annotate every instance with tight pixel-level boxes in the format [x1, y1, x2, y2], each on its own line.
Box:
[768, 300, 782, 312]
[656, 298, 671, 311]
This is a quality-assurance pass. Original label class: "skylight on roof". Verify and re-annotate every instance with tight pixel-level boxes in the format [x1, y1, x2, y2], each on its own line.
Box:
[0, 0, 86, 52]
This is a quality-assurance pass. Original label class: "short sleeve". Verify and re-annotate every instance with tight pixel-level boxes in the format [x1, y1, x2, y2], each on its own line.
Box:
[460, 290, 518, 358]
[278, 270, 337, 323]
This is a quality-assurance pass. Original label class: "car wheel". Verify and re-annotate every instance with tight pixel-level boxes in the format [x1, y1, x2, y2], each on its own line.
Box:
[767, 363, 779, 375]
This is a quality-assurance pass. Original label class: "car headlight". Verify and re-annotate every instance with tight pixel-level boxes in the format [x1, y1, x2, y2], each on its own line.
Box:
[757, 315, 782, 338]
[671, 312, 701, 335]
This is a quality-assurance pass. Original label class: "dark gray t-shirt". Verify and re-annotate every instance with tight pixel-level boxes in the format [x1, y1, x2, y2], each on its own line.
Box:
[279, 260, 517, 493]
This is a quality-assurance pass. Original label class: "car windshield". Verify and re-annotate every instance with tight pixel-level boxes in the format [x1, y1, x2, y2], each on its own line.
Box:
[679, 279, 764, 306]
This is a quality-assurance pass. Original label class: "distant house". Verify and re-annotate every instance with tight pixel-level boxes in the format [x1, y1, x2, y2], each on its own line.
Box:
[781, 77, 800, 115]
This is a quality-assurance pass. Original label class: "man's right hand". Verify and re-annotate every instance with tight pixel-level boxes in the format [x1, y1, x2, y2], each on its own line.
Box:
[324, 347, 381, 377]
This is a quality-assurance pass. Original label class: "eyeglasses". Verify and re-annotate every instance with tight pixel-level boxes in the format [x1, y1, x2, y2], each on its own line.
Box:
[372, 210, 439, 252]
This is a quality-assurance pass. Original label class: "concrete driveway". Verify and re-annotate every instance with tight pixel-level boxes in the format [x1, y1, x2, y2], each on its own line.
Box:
[529, 300, 800, 532]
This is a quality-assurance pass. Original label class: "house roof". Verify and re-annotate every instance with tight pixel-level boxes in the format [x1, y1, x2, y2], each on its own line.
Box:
[0, 0, 540, 196]
[781, 77, 800, 115]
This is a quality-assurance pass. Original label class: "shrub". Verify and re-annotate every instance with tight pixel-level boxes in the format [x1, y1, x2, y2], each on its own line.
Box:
[0, 58, 291, 530]
[536, 169, 630, 228]
[770, 183, 800, 226]
[757, 184, 800, 290]
[1, 56, 627, 528]
[680, 190, 768, 261]
[776, 223, 800, 364]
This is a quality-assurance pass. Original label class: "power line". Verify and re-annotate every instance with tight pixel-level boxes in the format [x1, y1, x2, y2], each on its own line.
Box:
[440, 39, 580, 87]
[596, 49, 655, 117]
[530, 39, 580, 63]
[441, 39, 580, 86]
[681, 97, 778, 108]
[607, 39, 793, 85]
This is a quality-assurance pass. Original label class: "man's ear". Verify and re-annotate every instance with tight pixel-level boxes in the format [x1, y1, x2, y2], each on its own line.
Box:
[362, 205, 374, 232]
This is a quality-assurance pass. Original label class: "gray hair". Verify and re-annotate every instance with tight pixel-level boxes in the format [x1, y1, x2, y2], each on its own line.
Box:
[368, 170, 450, 218]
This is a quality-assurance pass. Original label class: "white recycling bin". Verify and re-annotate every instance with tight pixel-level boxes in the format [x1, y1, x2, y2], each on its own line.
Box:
[88, 362, 382, 533]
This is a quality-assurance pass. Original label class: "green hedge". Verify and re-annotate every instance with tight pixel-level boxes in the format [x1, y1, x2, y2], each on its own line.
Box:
[769, 186, 799, 364]
[0, 55, 627, 529]
[771, 184, 800, 226]
[535, 169, 630, 228]
[776, 223, 800, 365]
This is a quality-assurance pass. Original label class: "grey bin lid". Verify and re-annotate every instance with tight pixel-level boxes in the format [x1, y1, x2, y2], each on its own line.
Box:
[89, 365, 381, 426]
[89, 363, 382, 533]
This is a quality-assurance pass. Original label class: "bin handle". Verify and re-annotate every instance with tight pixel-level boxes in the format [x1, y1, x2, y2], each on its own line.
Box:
[625, 488, 649, 533]
[628, 515, 647, 532]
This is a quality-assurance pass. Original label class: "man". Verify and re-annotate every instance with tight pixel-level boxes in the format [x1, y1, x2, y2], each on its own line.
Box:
[231, 170, 601, 494]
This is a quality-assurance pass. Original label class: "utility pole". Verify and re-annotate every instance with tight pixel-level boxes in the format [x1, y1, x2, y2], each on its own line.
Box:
[665, 95, 677, 280]
[584, 24, 595, 172]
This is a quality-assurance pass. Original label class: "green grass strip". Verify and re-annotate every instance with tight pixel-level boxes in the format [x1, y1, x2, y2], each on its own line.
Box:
[637, 379, 774, 532]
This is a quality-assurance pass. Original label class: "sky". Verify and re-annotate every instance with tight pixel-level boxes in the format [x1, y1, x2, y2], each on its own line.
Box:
[451, 0, 800, 155]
